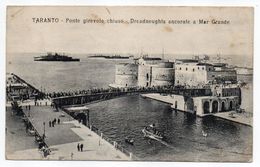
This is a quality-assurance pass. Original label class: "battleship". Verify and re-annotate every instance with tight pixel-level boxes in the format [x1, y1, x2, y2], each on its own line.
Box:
[34, 52, 80, 62]
[88, 54, 131, 59]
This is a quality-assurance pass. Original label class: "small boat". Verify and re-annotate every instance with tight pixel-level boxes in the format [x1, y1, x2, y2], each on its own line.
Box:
[142, 126, 164, 140]
[125, 137, 134, 145]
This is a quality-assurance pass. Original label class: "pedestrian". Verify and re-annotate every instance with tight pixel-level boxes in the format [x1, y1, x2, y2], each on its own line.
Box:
[57, 118, 60, 124]
[52, 121, 55, 127]
[43, 148, 49, 158]
[80, 143, 84, 152]
[29, 104, 31, 110]
[71, 152, 74, 160]
[45, 101, 47, 106]
[25, 105, 28, 110]
[77, 143, 80, 152]
[49, 121, 51, 127]
[26, 124, 29, 133]
[54, 118, 57, 124]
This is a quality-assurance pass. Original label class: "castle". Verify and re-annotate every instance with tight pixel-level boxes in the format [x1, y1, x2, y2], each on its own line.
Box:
[112, 56, 237, 88]
[110, 55, 241, 116]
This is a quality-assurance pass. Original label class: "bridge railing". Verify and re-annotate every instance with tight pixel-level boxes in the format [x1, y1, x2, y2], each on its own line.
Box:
[51, 86, 212, 107]
[61, 107, 137, 160]
[49, 86, 175, 99]
[93, 127, 138, 160]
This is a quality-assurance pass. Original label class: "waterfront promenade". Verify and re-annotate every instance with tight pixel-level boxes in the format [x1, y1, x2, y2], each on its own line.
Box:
[214, 112, 252, 127]
[141, 93, 253, 127]
[6, 103, 130, 160]
[141, 93, 174, 104]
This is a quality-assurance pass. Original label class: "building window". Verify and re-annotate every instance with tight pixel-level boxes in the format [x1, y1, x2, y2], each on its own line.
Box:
[186, 68, 188, 71]
[179, 67, 181, 70]
[202, 67, 204, 70]
[209, 68, 211, 71]
[198, 67, 200, 70]
[193, 68, 195, 72]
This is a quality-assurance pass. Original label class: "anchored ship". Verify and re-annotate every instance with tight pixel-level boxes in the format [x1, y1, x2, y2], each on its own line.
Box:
[34, 52, 80, 62]
[89, 54, 130, 59]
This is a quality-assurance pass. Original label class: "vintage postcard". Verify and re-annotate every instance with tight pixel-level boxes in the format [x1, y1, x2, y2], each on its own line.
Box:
[6, 6, 253, 162]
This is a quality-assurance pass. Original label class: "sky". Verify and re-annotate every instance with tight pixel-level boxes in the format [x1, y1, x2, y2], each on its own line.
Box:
[6, 6, 253, 66]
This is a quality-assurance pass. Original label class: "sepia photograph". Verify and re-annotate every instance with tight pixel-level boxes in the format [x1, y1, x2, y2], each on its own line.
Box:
[5, 6, 253, 162]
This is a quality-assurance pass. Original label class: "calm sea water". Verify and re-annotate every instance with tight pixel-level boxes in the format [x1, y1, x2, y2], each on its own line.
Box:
[7, 53, 253, 161]
[7, 53, 131, 93]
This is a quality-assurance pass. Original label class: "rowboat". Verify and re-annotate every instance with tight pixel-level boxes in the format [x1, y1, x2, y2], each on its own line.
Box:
[142, 126, 164, 140]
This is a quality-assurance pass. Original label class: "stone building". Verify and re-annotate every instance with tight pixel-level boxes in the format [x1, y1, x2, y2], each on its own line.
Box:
[171, 85, 241, 116]
[113, 63, 138, 88]
[175, 59, 237, 86]
[137, 58, 174, 87]
[151, 62, 174, 87]
[112, 57, 175, 88]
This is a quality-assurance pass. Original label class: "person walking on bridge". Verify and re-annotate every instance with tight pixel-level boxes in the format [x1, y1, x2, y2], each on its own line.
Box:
[77, 143, 80, 152]
[80, 143, 84, 152]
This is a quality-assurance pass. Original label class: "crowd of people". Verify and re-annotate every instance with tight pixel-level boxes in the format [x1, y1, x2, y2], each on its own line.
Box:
[45, 85, 177, 99]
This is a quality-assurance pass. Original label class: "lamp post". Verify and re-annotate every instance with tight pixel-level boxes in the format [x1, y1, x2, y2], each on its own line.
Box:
[43, 122, 46, 140]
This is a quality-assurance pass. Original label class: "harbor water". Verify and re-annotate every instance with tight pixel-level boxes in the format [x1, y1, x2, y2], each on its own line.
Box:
[86, 95, 252, 161]
[7, 53, 253, 161]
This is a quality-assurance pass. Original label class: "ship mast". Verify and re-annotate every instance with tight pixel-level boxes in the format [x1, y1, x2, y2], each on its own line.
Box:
[162, 48, 165, 60]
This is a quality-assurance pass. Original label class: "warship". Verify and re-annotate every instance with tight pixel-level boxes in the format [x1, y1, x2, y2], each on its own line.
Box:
[34, 52, 80, 62]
